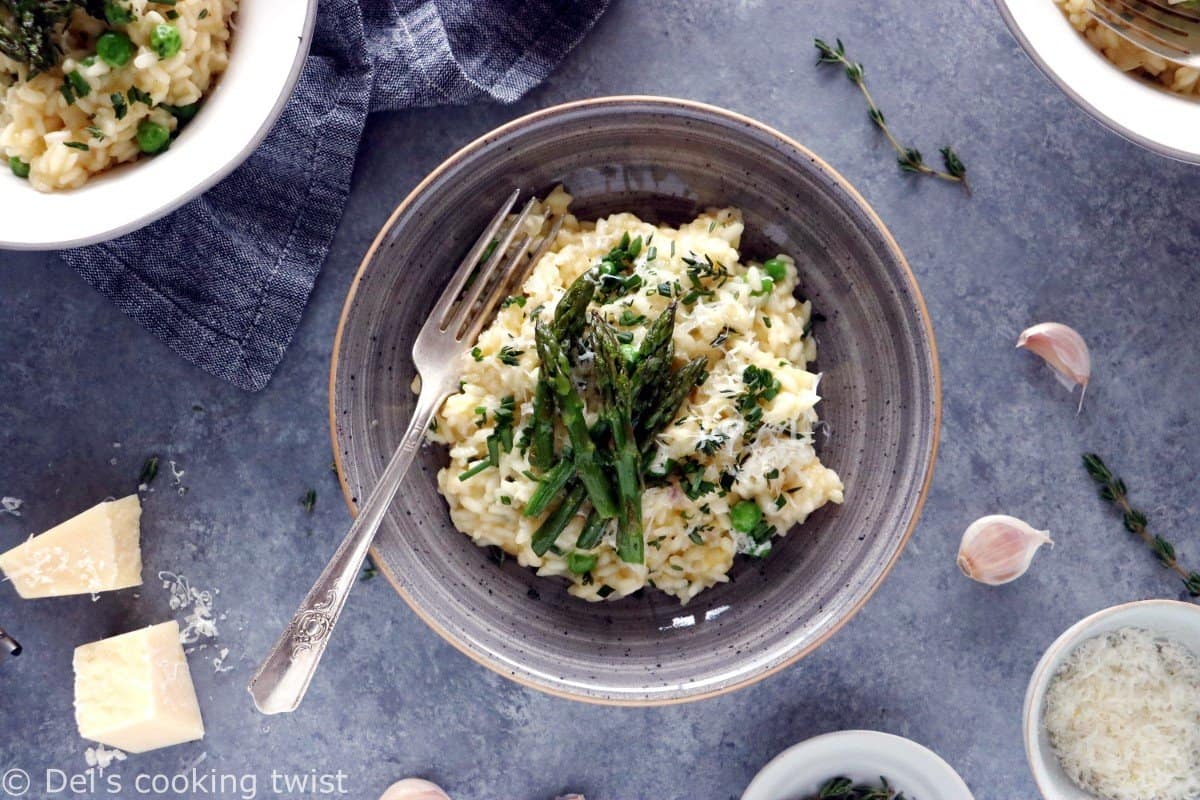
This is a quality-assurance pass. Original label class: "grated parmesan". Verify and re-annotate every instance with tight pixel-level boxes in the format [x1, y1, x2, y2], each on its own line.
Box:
[1043, 627, 1200, 800]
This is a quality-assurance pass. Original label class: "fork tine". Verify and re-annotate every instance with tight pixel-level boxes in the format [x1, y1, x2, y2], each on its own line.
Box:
[430, 188, 520, 330]
[1090, 0, 1193, 58]
[1134, 0, 1200, 22]
[444, 197, 537, 334]
[457, 232, 538, 343]
[1113, 0, 1200, 48]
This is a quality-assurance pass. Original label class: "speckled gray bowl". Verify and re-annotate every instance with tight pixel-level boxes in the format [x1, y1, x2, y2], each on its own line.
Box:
[330, 97, 940, 704]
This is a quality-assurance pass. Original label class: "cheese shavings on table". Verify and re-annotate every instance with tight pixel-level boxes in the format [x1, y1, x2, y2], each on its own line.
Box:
[1043, 626, 1200, 800]
[430, 187, 843, 604]
[0, 494, 142, 597]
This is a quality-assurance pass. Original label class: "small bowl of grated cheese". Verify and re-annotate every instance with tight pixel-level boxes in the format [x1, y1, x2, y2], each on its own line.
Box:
[1024, 600, 1200, 800]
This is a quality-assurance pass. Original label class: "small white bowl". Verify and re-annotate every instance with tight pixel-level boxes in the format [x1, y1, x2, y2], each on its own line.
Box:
[994, 0, 1200, 163]
[741, 730, 974, 800]
[0, 0, 316, 250]
[1023, 599, 1200, 799]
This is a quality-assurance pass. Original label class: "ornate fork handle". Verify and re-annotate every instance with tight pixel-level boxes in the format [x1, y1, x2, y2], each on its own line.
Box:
[248, 388, 445, 714]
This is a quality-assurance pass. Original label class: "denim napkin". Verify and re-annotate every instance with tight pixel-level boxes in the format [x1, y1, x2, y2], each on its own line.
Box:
[62, 0, 609, 391]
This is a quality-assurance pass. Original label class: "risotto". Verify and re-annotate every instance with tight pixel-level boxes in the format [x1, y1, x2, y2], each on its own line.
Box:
[1055, 0, 1200, 96]
[0, 0, 236, 192]
[430, 189, 844, 604]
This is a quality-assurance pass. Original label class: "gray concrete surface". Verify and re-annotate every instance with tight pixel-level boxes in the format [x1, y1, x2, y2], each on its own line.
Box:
[4, 0, 1200, 797]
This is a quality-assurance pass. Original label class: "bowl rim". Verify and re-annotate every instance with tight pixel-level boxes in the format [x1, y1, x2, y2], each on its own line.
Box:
[740, 729, 974, 800]
[0, 0, 319, 251]
[992, 0, 1200, 166]
[327, 95, 943, 706]
[1021, 598, 1200, 798]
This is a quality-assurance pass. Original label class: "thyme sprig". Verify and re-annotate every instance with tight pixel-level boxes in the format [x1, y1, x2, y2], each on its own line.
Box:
[1083, 453, 1200, 597]
[814, 37, 969, 193]
[808, 776, 907, 800]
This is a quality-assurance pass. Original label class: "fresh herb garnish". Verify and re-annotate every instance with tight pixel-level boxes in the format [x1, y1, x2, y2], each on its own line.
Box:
[127, 86, 152, 106]
[815, 37, 968, 193]
[138, 455, 159, 486]
[458, 396, 516, 481]
[497, 345, 523, 366]
[110, 92, 127, 119]
[63, 140, 89, 150]
[1083, 453, 1200, 596]
[737, 365, 781, 439]
[301, 489, 316, 514]
[807, 776, 907, 800]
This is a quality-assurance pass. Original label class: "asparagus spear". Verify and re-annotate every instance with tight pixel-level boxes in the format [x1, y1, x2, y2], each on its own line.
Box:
[591, 315, 645, 564]
[576, 511, 610, 550]
[531, 484, 586, 556]
[524, 457, 575, 518]
[630, 303, 677, 423]
[526, 271, 595, 471]
[638, 356, 709, 445]
[528, 379, 556, 470]
[535, 321, 618, 519]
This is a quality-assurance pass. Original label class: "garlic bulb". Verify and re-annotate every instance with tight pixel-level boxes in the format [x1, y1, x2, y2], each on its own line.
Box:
[1017, 323, 1091, 412]
[957, 515, 1052, 585]
[379, 779, 451, 800]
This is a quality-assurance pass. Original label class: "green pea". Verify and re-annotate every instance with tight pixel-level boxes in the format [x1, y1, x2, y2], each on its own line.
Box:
[150, 24, 181, 59]
[8, 156, 30, 179]
[763, 258, 788, 282]
[730, 501, 762, 534]
[566, 552, 598, 575]
[96, 32, 134, 67]
[104, 1, 134, 25]
[136, 119, 170, 154]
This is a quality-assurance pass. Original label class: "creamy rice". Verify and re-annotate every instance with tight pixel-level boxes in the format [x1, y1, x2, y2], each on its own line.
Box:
[0, 0, 236, 191]
[430, 189, 844, 604]
[1055, 0, 1200, 95]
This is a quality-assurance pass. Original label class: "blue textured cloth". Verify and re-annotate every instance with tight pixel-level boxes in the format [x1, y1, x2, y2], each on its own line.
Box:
[62, 0, 608, 391]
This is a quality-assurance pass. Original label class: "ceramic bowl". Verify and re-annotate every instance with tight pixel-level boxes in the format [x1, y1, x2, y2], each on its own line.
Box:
[741, 730, 974, 800]
[994, 0, 1200, 163]
[330, 96, 940, 704]
[1024, 599, 1200, 799]
[0, 0, 316, 250]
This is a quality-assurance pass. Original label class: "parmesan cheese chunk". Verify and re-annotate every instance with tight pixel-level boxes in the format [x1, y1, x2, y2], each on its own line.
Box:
[0, 495, 142, 598]
[74, 621, 205, 753]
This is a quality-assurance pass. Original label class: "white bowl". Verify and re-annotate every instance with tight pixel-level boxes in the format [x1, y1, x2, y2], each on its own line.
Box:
[741, 730, 974, 800]
[994, 0, 1200, 163]
[1023, 599, 1200, 799]
[0, 0, 317, 250]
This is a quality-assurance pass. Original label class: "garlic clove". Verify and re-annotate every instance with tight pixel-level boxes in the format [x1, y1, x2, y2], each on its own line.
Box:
[1017, 322, 1091, 412]
[957, 514, 1053, 586]
[379, 779, 452, 800]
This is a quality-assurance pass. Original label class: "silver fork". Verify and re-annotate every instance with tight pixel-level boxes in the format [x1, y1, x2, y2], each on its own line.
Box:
[1089, 0, 1200, 65]
[248, 189, 560, 715]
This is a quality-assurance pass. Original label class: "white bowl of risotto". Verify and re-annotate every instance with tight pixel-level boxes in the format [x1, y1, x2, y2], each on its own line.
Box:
[995, 0, 1200, 163]
[0, 0, 316, 249]
[1024, 600, 1200, 800]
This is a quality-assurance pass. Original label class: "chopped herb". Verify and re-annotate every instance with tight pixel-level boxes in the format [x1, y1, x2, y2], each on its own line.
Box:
[197, 7, 208, 17]
[765, 468, 779, 480]
[8, 156, 29, 179]
[360, 562, 378, 581]
[470, 347, 483, 362]
[688, 530, 704, 545]
[301, 489, 316, 513]
[63, 141, 89, 151]
[110, 92, 127, 119]
[105, 1, 135, 25]
[497, 345, 523, 366]
[695, 429, 729, 456]
[645, 245, 657, 262]
[596, 585, 615, 598]
[138, 455, 160, 486]
[59, 83, 74, 104]
[763, 315, 772, 328]
[774, 495, 786, 509]
[500, 295, 526, 309]
[86, 125, 104, 140]
[618, 309, 646, 326]
[127, 86, 152, 106]
[803, 311, 828, 338]
[65, 69, 89, 98]
[499, 495, 511, 505]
